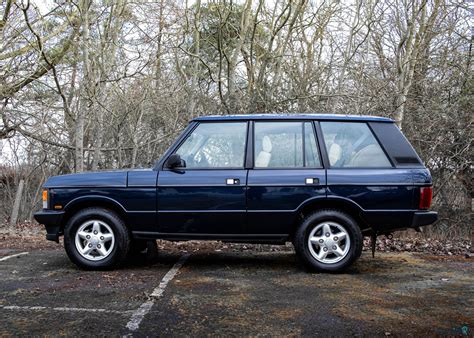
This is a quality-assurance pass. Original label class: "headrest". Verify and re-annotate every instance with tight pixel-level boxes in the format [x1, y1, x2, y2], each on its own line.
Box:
[328, 143, 342, 165]
[262, 136, 272, 152]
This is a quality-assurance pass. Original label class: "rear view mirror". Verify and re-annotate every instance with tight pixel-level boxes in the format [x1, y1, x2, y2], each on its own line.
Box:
[165, 154, 186, 169]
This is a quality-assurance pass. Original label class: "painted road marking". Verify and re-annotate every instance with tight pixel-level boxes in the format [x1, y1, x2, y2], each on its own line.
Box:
[126, 253, 190, 331]
[0, 252, 29, 262]
[0, 305, 133, 314]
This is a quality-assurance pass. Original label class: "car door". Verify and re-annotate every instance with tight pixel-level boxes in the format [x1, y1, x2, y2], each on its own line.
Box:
[319, 121, 415, 228]
[247, 121, 327, 235]
[157, 121, 248, 235]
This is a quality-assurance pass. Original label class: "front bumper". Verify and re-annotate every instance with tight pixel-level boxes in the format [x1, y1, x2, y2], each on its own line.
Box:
[34, 210, 65, 242]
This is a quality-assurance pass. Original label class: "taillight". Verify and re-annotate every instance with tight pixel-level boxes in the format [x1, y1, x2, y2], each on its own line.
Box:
[419, 186, 432, 210]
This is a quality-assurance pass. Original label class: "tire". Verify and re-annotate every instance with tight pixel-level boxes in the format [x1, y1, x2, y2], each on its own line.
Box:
[294, 209, 362, 272]
[64, 207, 130, 270]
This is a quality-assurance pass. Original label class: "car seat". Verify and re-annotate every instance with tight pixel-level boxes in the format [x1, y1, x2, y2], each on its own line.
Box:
[255, 136, 272, 167]
[349, 144, 390, 167]
[328, 143, 342, 166]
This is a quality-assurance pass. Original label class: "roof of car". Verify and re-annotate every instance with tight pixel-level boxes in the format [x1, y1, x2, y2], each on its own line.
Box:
[192, 114, 393, 122]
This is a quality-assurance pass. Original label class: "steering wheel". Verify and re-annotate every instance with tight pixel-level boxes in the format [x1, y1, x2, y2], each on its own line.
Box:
[192, 150, 209, 167]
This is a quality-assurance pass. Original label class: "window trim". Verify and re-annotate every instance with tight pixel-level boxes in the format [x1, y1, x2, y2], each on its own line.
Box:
[302, 122, 306, 166]
[306, 121, 324, 168]
[159, 119, 395, 172]
[319, 121, 394, 170]
[163, 121, 249, 171]
[251, 120, 324, 170]
[245, 121, 254, 169]
[314, 121, 329, 169]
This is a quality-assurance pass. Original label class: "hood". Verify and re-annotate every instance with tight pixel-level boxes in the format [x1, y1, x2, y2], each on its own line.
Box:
[43, 170, 129, 188]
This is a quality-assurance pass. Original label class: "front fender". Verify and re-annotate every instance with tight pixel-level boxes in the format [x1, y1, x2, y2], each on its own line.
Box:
[63, 195, 127, 213]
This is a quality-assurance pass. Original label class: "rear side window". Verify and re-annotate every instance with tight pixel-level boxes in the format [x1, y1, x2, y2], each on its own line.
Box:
[369, 122, 423, 167]
[320, 122, 391, 168]
[254, 122, 321, 168]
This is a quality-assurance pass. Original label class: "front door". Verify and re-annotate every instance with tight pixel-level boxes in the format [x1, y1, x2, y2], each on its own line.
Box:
[158, 122, 248, 235]
[247, 121, 326, 235]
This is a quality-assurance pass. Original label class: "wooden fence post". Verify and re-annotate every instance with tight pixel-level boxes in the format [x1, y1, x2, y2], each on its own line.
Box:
[10, 179, 25, 226]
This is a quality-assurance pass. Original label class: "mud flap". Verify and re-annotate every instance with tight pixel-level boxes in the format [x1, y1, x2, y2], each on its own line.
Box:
[371, 231, 378, 258]
[146, 240, 158, 261]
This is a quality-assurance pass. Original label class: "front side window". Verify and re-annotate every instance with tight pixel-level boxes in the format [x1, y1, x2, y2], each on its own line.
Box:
[175, 122, 247, 168]
[254, 122, 321, 168]
[320, 122, 391, 168]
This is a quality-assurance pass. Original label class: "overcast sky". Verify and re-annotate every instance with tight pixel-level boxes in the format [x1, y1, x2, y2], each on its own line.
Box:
[31, 0, 54, 14]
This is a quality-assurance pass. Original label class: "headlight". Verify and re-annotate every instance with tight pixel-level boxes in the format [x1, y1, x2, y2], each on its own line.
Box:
[42, 189, 49, 209]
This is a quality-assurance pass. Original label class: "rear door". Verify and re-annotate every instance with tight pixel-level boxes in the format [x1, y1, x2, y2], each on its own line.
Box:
[158, 122, 248, 235]
[319, 121, 415, 227]
[247, 121, 326, 235]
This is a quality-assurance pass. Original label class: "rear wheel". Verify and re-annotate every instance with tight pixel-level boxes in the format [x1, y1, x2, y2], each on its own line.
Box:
[294, 209, 362, 272]
[64, 208, 130, 270]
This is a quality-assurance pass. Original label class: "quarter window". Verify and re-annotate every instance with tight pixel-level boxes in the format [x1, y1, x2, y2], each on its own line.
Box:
[254, 122, 321, 168]
[320, 122, 391, 168]
[175, 122, 247, 168]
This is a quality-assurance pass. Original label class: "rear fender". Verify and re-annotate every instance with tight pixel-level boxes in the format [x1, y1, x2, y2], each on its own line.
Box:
[294, 196, 368, 235]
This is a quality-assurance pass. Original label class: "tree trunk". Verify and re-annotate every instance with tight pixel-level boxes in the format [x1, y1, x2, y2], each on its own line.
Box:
[76, 0, 92, 172]
[227, 0, 253, 113]
[10, 179, 24, 226]
[154, 0, 165, 90]
[187, 0, 201, 119]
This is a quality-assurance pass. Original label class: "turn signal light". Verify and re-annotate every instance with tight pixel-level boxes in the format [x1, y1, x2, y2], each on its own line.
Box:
[419, 187, 433, 210]
[42, 189, 48, 209]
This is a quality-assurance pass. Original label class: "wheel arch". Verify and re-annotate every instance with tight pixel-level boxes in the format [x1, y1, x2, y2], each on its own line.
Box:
[61, 196, 128, 232]
[291, 196, 370, 239]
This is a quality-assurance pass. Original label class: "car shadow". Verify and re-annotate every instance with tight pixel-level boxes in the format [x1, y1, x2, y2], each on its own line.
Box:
[41, 248, 409, 274]
[125, 250, 404, 275]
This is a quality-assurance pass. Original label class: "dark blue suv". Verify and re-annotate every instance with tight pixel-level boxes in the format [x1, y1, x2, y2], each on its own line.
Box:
[34, 114, 437, 271]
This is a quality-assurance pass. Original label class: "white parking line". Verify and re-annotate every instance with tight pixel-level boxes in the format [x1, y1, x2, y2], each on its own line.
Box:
[0, 252, 29, 262]
[0, 305, 132, 314]
[126, 253, 190, 332]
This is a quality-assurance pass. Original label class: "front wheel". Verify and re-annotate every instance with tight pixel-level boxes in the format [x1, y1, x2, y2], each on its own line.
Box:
[64, 208, 130, 270]
[294, 209, 362, 272]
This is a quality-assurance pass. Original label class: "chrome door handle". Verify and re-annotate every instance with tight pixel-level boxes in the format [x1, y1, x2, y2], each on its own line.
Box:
[226, 178, 240, 185]
[305, 178, 320, 185]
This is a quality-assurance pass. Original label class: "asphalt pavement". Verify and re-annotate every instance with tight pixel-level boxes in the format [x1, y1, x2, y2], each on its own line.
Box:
[0, 246, 472, 336]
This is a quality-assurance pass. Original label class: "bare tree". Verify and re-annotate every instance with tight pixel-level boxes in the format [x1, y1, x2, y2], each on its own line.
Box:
[0, 0, 470, 236]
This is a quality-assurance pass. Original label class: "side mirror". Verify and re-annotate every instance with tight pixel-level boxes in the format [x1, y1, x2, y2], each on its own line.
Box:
[165, 154, 186, 169]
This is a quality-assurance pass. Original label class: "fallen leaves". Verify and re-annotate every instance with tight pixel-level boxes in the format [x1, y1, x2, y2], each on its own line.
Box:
[0, 222, 472, 258]
[362, 236, 472, 256]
